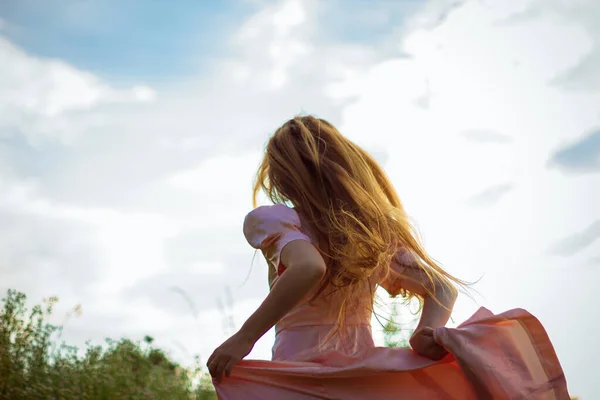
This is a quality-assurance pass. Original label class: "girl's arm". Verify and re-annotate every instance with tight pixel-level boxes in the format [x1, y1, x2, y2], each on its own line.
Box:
[379, 249, 458, 331]
[396, 267, 458, 332]
[239, 239, 326, 341]
[207, 239, 325, 381]
[389, 265, 457, 360]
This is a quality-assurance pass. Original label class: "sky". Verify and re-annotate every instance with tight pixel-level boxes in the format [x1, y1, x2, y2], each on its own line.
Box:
[0, 0, 599, 397]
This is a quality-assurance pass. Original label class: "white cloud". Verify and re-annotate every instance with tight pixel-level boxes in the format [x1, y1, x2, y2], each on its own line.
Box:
[0, 173, 180, 300]
[0, 37, 155, 145]
[232, 0, 315, 89]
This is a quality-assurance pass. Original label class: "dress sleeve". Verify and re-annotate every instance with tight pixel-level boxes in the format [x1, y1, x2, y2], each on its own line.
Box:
[378, 246, 420, 296]
[243, 204, 312, 275]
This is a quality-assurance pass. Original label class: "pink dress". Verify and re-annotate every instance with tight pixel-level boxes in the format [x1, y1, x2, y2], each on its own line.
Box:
[213, 205, 569, 399]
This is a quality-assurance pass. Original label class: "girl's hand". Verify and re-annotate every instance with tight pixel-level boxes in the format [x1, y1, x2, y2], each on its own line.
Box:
[409, 326, 448, 361]
[207, 331, 255, 382]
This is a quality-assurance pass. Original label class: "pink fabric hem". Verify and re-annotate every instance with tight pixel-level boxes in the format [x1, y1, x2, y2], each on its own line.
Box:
[214, 307, 569, 400]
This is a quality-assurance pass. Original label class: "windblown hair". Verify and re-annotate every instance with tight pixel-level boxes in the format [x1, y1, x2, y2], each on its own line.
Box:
[253, 115, 467, 325]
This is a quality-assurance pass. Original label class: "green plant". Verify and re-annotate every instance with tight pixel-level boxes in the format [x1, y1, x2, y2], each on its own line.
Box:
[382, 299, 416, 349]
[0, 289, 217, 400]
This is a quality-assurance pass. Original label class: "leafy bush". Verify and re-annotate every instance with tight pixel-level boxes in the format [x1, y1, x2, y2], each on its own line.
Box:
[0, 289, 217, 400]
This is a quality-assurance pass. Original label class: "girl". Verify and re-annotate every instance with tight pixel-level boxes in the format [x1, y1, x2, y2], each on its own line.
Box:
[207, 116, 568, 399]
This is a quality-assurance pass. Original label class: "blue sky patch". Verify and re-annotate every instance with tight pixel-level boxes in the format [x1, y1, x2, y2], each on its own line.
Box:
[0, 0, 252, 83]
[549, 128, 600, 173]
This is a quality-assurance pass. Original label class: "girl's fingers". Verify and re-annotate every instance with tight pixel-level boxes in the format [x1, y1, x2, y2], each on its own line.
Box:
[208, 356, 228, 380]
[207, 360, 217, 378]
[224, 358, 238, 378]
[206, 352, 215, 368]
[421, 327, 434, 336]
[428, 342, 448, 360]
[420, 337, 447, 360]
[214, 357, 230, 382]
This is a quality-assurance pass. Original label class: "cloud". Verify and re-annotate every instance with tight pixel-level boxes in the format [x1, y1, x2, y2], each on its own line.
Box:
[498, 0, 600, 92]
[548, 128, 600, 173]
[0, 36, 155, 145]
[549, 220, 600, 257]
[543, 1, 600, 92]
[0, 177, 102, 302]
[460, 129, 512, 144]
[365, 148, 390, 167]
[0, 0, 388, 214]
[0, 209, 101, 300]
[119, 272, 229, 317]
[466, 183, 514, 207]
[0, 173, 182, 293]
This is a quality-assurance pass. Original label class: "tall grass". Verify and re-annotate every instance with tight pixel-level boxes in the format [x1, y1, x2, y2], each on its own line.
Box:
[0, 289, 217, 400]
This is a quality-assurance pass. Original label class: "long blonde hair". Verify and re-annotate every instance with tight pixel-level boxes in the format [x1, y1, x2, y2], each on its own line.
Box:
[253, 115, 467, 325]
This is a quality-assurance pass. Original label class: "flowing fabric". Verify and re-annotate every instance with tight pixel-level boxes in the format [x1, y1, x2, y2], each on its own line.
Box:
[213, 205, 569, 400]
